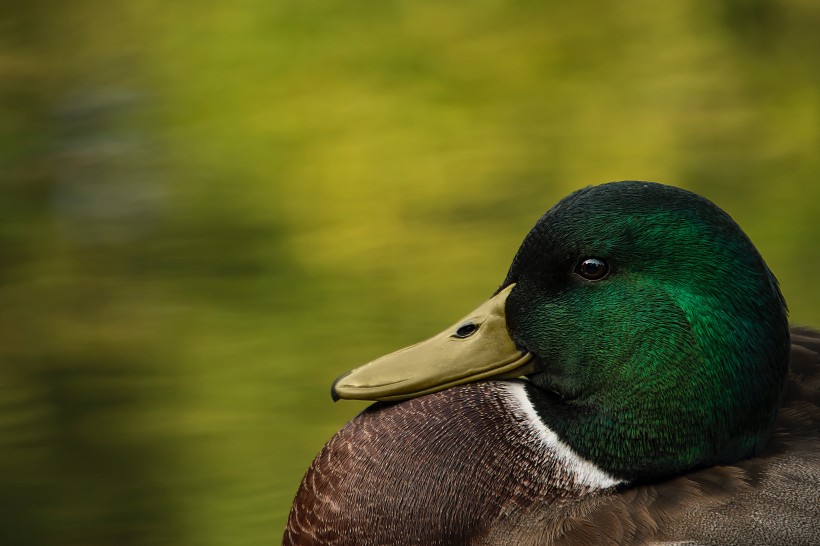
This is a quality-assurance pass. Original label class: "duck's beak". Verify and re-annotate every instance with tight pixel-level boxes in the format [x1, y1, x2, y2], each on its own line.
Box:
[331, 284, 534, 402]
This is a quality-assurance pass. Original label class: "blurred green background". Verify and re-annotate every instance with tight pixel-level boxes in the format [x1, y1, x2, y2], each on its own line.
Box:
[1, 0, 819, 544]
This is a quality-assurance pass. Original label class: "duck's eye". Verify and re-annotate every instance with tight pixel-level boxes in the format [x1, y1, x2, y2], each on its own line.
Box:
[575, 257, 609, 281]
[452, 322, 478, 338]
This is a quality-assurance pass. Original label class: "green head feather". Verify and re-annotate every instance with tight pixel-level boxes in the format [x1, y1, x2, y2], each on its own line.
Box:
[503, 181, 790, 482]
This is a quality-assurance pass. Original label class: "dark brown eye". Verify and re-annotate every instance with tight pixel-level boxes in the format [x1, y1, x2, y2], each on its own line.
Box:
[575, 257, 609, 281]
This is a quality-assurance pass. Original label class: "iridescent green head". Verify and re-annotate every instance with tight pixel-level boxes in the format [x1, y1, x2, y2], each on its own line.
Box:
[503, 181, 790, 482]
[331, 181, 790, 483]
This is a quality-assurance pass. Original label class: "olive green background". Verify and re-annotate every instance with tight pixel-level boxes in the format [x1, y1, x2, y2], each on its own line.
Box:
[1, 1, 819, 544]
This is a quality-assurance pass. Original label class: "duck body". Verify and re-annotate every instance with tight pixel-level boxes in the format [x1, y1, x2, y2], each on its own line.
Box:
[284, 182, 820, 545]
[285, 329, 819, 545]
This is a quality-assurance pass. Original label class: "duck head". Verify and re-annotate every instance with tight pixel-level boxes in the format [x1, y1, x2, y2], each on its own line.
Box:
[331, 181, 790, 483]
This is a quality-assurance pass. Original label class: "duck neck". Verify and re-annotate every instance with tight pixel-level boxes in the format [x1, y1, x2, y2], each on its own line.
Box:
[525, 383, 689, 482]
[499, 382, 626, 491]
[524, 325, 788, 484]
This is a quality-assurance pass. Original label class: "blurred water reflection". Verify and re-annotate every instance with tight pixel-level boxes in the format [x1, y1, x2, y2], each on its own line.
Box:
[1, 1, 818, 544]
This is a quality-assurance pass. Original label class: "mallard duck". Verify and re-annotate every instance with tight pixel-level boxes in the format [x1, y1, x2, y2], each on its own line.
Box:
[284, 181, 820, 545]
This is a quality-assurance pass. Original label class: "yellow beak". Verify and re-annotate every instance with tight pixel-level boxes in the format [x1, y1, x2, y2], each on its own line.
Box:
[331, 284, 534, 402]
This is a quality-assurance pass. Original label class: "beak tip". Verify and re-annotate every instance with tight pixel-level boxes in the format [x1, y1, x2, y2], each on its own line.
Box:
[330, 370, 352, 402]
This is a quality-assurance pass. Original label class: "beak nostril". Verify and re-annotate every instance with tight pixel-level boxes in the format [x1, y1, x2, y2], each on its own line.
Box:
[453, 322, 479, 339]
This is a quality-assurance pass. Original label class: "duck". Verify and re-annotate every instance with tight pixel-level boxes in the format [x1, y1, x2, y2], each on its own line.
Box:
[283, 181, 820, 545]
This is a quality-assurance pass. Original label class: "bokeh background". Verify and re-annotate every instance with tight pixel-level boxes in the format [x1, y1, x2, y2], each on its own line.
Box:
[2, 1, 819, 544]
